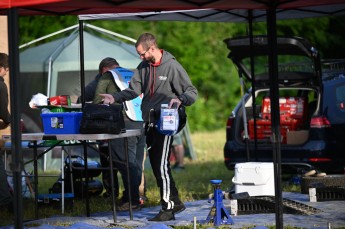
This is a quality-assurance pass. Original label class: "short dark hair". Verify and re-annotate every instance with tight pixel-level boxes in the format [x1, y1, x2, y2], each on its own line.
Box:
[0, 53, 9, 68]
[99, 57, 119, 74]
[136, 33, 157, 50]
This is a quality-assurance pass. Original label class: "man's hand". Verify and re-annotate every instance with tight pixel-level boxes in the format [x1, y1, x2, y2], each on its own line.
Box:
[99, 94, 115, 104]
[169, 98, 182, 109]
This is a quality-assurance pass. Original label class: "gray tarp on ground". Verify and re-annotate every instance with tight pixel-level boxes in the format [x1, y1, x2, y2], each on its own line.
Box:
[2, 192, 345, 229]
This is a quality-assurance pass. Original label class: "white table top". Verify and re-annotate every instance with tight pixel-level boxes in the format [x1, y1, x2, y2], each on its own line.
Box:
[2, 129, 141, 141]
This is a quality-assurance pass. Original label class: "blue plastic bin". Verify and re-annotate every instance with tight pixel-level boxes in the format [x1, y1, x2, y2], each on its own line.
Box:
[37, 193, 74, 209]
[41, 112, 83, 134]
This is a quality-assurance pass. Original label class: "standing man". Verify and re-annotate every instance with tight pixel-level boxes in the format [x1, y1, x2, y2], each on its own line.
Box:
[0, 52, 12, 212]
[100, 33, 198, 221]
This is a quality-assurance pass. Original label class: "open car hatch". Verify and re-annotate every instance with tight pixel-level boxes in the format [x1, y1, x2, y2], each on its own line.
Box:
[224, 35, 322, 87]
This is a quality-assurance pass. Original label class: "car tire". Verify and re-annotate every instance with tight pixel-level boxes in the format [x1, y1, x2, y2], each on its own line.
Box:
[301, 175, 345, 194]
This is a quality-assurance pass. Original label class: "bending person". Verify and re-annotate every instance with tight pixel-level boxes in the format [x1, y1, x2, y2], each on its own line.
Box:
[93, 57, 146, 211]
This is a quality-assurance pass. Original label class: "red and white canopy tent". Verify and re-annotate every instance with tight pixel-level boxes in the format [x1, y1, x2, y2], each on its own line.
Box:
[1, 1, 345, 228]
[1, 0, 345, 16]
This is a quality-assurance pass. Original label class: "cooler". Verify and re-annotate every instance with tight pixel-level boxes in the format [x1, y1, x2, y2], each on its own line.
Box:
[248, 119, 271, 140]
[248, 118, 302, 143]
[261, 96, 308, 121]
[232, 162, 275, 196]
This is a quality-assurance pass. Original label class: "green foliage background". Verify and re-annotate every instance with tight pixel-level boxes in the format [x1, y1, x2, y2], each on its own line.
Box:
[18, 16, 345, 132]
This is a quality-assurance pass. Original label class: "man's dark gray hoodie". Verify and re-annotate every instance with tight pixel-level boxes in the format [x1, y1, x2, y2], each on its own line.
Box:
[113, 50, 198, 122]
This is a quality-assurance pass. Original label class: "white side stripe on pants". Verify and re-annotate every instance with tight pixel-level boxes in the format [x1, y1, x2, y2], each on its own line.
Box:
[161, 135, 174, 209]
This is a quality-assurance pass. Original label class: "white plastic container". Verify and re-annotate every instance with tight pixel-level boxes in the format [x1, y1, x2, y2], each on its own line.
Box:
[232, 162, 275, 196]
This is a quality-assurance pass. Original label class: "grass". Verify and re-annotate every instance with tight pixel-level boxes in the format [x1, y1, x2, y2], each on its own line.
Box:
[0, 129, 299, 227]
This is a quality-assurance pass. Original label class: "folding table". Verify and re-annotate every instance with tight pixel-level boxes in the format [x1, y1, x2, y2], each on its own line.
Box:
[2, 129, 141, 223]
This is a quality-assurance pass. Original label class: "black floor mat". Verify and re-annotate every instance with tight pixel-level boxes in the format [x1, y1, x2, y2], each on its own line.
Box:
[234, 196, 322, 215]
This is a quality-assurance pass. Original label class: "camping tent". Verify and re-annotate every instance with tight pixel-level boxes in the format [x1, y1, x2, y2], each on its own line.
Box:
[19, 23, 141, 133]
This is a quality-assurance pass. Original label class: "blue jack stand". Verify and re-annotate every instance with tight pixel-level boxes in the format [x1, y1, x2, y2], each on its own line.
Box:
[205, 179, 234, 226]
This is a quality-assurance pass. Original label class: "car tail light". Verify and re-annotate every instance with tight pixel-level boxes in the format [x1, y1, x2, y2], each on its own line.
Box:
[226, 116, 235, 140]
[226, 117, 235, 129]
[310, 116, 331, 128]
[224, 157, 231, 162]
[308, 157, 332, 162]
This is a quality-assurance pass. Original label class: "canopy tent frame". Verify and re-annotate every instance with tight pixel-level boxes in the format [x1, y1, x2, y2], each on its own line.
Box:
[76, 7, 284, 227]
[2, 1, 345, 228]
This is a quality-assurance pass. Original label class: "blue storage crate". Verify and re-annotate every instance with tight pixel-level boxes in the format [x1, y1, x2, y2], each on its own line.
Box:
[37, 193, 74, 210]
[41, 112, 83, 134]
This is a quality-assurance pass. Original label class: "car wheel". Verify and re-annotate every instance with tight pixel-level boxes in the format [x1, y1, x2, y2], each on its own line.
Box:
[301, 175, 345, 194]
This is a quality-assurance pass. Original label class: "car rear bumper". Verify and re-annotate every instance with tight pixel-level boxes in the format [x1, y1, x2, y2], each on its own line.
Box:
[224, 140, 345, 174]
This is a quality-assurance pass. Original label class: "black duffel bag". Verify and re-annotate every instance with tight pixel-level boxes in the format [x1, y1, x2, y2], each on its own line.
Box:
[79, 103, 126, 134]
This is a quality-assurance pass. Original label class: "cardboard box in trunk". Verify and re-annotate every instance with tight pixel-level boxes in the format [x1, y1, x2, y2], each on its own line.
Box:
[287, 130, 309, 145]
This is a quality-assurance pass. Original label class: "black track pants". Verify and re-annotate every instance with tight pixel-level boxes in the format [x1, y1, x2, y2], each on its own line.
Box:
[146, 128, 179, 210]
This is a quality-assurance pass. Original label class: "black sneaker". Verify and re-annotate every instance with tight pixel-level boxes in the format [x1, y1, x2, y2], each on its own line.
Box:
[102, 191, 119, 199]
[148, 209, 175, 221]
[103, 192, 111, 198]
[1, 202, 13, 214]
[116, 201, 141, 212]
[173, 201, 186, 214]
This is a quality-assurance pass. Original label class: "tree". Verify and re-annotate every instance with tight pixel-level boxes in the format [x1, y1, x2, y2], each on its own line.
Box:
[19, 16, 344, 132]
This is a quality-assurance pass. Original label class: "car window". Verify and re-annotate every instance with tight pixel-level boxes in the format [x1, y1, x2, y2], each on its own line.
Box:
[254, 89, 313, 98]
[335, 84, 345, 112]
[336, 84, 345, 102]
[242, 55, 313, 76]
[323, 80, 345, 123]
[252, 89, 315, 107]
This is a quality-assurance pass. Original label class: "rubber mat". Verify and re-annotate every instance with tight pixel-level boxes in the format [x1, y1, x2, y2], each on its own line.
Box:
[235, 196, 322, 215]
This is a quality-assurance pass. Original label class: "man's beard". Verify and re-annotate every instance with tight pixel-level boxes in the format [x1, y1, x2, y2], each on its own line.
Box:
[146, 55, 155, 63]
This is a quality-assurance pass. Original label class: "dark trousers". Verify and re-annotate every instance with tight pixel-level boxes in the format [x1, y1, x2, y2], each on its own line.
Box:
[99, 146, 119, 197]
[146, 128, 179, 210]
[110, 121, 145, 204]
[0, 153, 12, 206]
